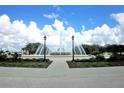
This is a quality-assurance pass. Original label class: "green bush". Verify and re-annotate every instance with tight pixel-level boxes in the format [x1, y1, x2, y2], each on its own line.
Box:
[74, 55, 106, 63]
[74, 58, 97, 62]
[107, 54, 124, 61]
[107, 55, 116, 62]
[96, 55, 105, 61]
[0, 53, 7, 61]
[68, 62, 111, 68]
[22, 58, 49, 62]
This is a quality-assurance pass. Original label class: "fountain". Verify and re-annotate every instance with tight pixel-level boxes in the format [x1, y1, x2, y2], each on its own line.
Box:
[35, 44, 86, 55]
[22, 29, 92, 59]
[35, 30, 87, 56]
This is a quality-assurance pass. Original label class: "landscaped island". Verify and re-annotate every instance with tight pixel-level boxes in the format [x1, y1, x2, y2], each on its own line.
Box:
[0, 51, 52, 68]
[0, 59, 52, 68]
[67, 55, 124, 68]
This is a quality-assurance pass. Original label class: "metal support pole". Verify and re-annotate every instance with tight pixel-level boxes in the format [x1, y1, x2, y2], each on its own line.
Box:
[72, 35, 74, 62]
[44, 35, 46, 62]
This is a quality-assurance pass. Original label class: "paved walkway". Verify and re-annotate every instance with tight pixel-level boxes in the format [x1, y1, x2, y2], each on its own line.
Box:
[0, 56, 124, 88]
[47, 57, 70, 76]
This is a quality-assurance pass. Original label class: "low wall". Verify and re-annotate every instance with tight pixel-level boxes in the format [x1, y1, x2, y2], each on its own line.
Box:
[21, 55, 93, 60]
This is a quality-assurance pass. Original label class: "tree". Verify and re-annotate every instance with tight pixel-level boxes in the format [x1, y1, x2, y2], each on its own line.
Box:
[105, 44, 124, 56]
[22, 43, 41, 54]
[105, 44, 124, 61]
[0, 50, 7, 61]
[82, 44, 105, 55]
[13, 52, 18, 62]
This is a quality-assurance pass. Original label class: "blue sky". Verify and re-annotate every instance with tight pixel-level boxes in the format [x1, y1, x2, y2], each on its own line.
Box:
[0, 5, 124, 51]
[0, 5, 124, 31]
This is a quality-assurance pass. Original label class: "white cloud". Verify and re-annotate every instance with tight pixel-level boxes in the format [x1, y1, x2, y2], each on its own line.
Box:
[111, 13, 124, 26]
[81, 25, 85, 31]
[64, 20, 69, 26]
[81, 24, 121, 45]
[66, 27, 75, 37]
[0, 14, 42, 51]
[52, 19, 64, 31]
[0, 13, 124, 52]
[111, 13, 124, 44]
[43, 12, 59, 19]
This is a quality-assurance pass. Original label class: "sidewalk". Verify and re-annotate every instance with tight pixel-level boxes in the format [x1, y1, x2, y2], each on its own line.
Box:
[47, 57, 69, 76]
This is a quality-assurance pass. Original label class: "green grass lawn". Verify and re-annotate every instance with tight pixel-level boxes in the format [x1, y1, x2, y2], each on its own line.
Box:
[67, 61, 111, 68]
[0, 60, 52, 68]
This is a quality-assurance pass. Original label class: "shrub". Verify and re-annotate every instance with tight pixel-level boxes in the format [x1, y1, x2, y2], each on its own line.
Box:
[107, 54, 124, 62]
[74, 58, 97, 62]
[22, 58, 49, 62]
[107, 55, 117, 62]
[117, 55, 124, 60]
[67, 61, 111, 68]
[96, 55, 105, 61]
[12, 52, 19, 62]
[0, 53, 7, 61]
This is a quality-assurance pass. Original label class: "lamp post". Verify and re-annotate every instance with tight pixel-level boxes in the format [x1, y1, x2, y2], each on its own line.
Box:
[72, 35, 74, 62]
[44, 35, 46, 62]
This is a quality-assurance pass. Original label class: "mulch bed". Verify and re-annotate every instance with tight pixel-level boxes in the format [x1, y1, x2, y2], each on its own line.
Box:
[109, 61, 124, 66]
